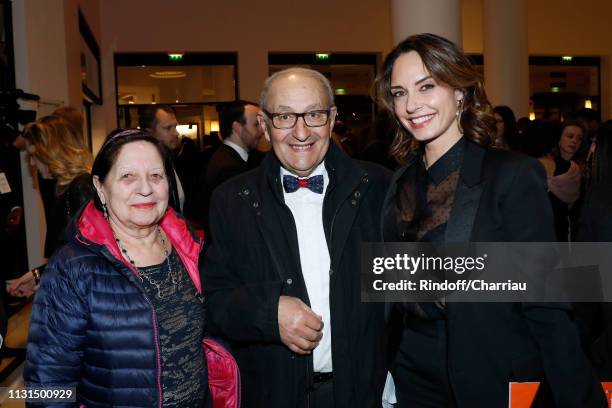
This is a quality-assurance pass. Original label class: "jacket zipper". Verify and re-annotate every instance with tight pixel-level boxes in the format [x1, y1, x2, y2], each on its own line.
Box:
[143, 293, 163, 408]
[73, 212, 205, 408]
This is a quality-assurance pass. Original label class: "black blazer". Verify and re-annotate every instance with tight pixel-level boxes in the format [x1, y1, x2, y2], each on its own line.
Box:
[382, 140, 606, 407]
[576, 184, 612, 379]
[204, 143, 390, 408]
[198, 144, 248, 233]
[205, 144, 248, 194]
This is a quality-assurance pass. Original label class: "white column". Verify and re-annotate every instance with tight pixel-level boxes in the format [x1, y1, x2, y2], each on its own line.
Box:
[391, 0, 462, 46]
[483, 0, 529, 117]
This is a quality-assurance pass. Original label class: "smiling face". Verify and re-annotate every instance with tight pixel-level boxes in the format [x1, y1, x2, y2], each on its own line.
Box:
[260, 73, 336, 177]
[558, 124, 583, 159]
[390, 51, 463, 148]
[93, 141, 169, 232]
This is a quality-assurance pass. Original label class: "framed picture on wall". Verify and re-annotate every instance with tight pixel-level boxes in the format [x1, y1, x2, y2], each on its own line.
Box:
[79, 9, 102, 104]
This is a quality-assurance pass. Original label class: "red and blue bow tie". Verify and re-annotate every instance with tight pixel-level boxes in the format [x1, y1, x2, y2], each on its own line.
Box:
[282, 174, 324, 194]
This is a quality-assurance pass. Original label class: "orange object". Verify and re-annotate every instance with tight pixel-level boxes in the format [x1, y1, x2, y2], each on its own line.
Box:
[509, 382, 540, 408]
[510, 382, 612, 407]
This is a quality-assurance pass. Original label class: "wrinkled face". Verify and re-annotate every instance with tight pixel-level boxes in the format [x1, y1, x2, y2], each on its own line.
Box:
[25, 141, 52, 179]
[259, 74, 336, 177]
[93, 141, 169, 232]
[390, 51, 463, 146]
[153, 110, 179, 150]
[559, 125, 583, 158]
[239, 104, 264, 151]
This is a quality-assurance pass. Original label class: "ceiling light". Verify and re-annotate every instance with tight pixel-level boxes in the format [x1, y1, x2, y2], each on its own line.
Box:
[149, 71, 187, 79]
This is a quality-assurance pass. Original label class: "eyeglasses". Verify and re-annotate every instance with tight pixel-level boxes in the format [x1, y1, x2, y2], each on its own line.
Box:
[263, 109, 331, 129]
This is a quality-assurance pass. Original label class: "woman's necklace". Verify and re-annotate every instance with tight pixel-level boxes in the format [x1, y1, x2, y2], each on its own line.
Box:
[113, 226, 179, 299]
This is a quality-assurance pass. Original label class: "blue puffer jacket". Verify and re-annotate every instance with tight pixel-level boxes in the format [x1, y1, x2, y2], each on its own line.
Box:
[25, 201, 240, 408]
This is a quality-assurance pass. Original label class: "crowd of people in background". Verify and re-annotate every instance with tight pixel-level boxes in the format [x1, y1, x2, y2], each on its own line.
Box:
[0, 32, 611, 407]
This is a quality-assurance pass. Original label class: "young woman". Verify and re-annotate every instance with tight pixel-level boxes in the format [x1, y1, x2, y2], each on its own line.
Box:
[377, 33, 605, 407]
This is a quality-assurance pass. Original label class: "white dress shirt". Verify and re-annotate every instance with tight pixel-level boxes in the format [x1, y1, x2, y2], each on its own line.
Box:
[224, 139, 249, 162]
[281, 161, 333, 373]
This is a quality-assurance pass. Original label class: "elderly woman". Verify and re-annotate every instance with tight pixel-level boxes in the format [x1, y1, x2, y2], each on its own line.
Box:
[25, 130, 238, 407]
[9, 115, 93, 296]
[377, 33, 605, 407]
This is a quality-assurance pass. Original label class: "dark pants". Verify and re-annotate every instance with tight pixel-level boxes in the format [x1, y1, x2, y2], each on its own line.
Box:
[310, 379, 334, 408]
[394, 319, 457, 408]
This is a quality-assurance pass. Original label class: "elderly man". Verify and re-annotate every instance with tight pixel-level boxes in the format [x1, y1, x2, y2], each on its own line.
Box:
[204, 68, 390, 407]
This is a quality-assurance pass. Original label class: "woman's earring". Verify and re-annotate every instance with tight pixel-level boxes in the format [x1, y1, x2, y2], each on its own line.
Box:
[456, 99, 464, 132]
[102, 202, 108, 219]
[456, 99, 464, 117]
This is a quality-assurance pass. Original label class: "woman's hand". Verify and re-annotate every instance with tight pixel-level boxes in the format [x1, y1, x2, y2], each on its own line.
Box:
[7, 271, 37, 297]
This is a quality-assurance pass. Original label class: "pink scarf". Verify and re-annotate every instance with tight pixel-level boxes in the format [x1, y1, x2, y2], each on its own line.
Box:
[548, 160, 581, 204]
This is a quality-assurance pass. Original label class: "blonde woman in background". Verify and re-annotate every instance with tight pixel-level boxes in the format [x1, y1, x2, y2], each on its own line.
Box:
[8, 115, 93, 296]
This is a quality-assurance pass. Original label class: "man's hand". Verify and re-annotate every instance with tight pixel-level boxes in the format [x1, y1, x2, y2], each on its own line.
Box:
[278, 295, 323, 355]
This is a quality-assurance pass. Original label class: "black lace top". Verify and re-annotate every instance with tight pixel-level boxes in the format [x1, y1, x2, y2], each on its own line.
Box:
[395, 138, 465, 243]
[393, 138, 465, 319]
[139, 249, 207, 407]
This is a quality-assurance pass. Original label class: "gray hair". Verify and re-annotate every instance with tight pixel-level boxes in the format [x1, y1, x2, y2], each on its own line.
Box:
[259, 67, 335, 112]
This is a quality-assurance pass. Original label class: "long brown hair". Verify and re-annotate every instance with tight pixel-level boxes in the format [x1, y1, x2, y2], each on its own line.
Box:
[23, 115, 93, 196]
[375, 33, 496, 163]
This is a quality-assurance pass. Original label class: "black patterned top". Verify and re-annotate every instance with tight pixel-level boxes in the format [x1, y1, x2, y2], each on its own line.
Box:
[139, 249, 207, 407]
[417, 138, 464, 242]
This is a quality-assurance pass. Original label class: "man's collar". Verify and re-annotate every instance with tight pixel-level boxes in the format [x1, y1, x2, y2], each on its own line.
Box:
[280, 161, 326, 179]
[224, 139, 249, 162]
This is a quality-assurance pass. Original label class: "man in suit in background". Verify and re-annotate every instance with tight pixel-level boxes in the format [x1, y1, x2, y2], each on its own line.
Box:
[205, 100, 263, 193]
[198, 100, 263, 232]
[138, 105, 188, 213]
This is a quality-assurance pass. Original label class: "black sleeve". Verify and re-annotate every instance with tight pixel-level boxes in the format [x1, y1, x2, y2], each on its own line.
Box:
[576, 190, 595, 242]
[505, 159, 605, 407]
[203, 190, 283, 344]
